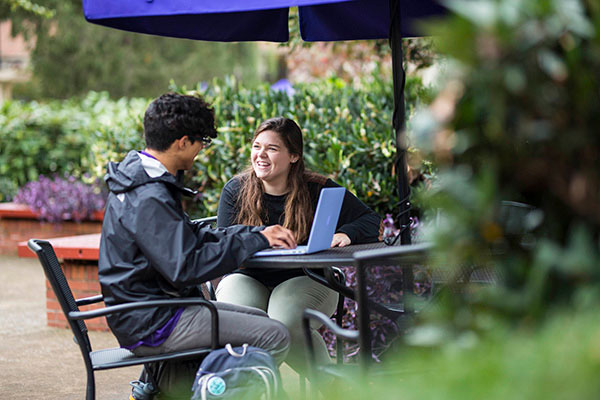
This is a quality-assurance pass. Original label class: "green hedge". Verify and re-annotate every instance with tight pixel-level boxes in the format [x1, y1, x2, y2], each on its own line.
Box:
[1, 74, 432, 217]
[408, 0, 600, 337]
[0, 93, 147, 200]
[317, 310, 600, 399]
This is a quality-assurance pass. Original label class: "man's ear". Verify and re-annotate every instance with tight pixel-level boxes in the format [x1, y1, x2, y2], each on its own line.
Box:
[176, 136, 189, 150]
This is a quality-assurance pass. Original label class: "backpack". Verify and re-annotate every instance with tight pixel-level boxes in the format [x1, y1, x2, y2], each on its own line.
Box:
[191, 343, 281, 400]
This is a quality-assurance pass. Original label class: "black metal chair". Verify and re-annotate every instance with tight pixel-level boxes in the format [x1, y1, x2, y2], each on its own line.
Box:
[302, 266, 347, 363]
[27, 239, 219, 400]
[302, 242, 432, 389]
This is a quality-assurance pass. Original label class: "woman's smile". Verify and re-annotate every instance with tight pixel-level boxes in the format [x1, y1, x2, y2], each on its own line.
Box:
[251, 130, 298, 189]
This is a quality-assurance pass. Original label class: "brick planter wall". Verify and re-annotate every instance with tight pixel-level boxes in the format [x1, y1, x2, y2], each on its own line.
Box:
[0, 203, 103, 256]
[46, 259, 109, 332]
[18, 233, 109, 331]
[19, 232, 218, 332]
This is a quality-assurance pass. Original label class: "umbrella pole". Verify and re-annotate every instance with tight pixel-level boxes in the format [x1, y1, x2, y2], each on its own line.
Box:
[389, 0, 412, 245]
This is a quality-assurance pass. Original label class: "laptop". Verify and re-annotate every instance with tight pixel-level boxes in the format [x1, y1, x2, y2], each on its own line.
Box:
[253, 187, 346, 256]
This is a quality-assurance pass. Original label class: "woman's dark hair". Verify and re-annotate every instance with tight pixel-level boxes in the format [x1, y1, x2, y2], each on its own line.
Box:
[143, 93, 217, 151]
[235, 117, 326, 243]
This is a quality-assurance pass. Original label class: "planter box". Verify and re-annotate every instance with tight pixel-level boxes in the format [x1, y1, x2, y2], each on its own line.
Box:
[0, 202, 103, 256]
[46, 258, 108, 331]
[18, 233, 217, 332]
[19, 233, 108, 331]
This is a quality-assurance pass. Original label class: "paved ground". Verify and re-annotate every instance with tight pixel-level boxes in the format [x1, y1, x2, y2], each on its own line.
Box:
[0, 255, 301, 399]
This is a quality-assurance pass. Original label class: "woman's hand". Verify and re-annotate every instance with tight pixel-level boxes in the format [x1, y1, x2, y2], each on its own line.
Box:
[260, 225, 297, 249]
[331, 233, 351, 248]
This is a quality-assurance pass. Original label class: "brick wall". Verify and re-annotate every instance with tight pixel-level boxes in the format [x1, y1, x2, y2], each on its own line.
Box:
[46, 259, 109, 331]
[0, 203, 102, 255]
[1, 218, 102, 255]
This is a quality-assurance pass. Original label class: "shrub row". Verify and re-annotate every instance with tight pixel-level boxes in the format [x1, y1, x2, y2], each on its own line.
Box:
[1, 74, 432, 218]
[0, 93, 147, 201]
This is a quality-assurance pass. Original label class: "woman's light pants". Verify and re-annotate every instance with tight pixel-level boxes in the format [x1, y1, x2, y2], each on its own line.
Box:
[216, 273, 339, 375]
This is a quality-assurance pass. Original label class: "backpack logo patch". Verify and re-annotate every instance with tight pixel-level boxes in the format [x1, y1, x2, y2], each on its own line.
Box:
[206, 376, 226, 396]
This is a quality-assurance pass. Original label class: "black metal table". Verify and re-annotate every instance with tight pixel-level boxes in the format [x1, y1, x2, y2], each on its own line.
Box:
[243, 242, 389, 269]
[243, 241, 431, 321]
[245, 241, 432, 368]
[245, 243, 393, 321]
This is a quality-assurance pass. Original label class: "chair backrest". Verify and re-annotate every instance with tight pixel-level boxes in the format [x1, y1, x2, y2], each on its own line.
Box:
[27, 239, 92, 353]
[353, 243, 432, 368]
[499, 201, 537, 235]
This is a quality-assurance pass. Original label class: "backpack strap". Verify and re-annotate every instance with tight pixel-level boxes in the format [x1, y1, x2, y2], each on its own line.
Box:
[225, 343, 248, 357]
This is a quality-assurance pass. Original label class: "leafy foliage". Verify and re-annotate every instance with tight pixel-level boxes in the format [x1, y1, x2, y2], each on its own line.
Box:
[317, 310, 600, 399]
[409, 0, 600, 341]
[2, 74, 433, 214]
[0, 98, 89, 199]
[0, 92, 147, 201]
[0, 0, 54, 18]
[171, 74, 432, 218]
[320, 264, 432, 362]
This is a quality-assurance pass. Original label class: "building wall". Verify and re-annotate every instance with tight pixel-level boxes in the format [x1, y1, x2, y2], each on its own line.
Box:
[0, 21, 32, 101]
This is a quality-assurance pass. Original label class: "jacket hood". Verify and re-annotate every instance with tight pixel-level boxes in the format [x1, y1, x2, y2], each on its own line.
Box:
[105, 150, 196, 196]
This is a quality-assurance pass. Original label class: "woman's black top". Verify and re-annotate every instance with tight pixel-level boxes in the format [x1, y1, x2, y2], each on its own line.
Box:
[217, 176, 381, 287]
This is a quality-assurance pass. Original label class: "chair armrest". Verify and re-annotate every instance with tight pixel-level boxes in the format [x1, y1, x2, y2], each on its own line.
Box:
[69, 298, 220, 349]
[69, 298, 215, 320]
[191, 216, 217, 227]
[75, 294, 104, 306]
[303, 309, 359, 342]
[302, 309, 358, 383]
[302, 267, 354, 299]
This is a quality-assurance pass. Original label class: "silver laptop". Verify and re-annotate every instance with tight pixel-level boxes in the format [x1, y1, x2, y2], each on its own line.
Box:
[253, 187, 346, 256]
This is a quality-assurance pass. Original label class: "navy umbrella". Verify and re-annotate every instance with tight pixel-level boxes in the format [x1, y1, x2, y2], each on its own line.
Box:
[83, 0, 446, 244]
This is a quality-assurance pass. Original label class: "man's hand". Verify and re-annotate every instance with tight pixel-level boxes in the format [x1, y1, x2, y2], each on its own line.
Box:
[260, 225, 297, 249]
[331, 233, 351, 248]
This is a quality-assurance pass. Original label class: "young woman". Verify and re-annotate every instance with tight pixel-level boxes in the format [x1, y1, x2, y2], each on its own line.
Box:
[216, 117, 381, 373]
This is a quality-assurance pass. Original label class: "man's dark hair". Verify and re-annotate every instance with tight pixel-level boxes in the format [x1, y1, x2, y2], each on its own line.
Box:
[143, 93, 217, 151]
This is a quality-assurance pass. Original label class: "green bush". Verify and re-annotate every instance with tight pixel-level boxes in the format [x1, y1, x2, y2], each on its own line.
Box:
[172, 73, 432, 217]
[315, 310, 600, 399]
[410, 0, 600, 336]
[2, 74, 433, 217]
[0, 92, 147, 201]
[0, 98, 89, 200]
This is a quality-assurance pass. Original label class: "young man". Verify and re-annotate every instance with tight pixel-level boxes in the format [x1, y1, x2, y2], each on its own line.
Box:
[98, 93, 296, 393]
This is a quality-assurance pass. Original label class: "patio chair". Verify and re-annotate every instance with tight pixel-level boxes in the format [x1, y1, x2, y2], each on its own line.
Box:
[27, 239, 219, 400]
[302, 201, 537, 389]
[301, 266, 347, 362]
[302, 242, 432, 393]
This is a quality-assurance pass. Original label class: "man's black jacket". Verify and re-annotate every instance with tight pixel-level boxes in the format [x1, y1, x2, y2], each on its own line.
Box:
[98, 151, 269, 347]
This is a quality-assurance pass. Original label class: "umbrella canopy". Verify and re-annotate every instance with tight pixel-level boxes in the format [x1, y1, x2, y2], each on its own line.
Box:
[83, 0, 447, 244]
[83, 0, 444, 42]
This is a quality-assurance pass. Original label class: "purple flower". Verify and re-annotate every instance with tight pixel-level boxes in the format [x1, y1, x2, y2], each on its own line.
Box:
[270, 79, 296, 96]
[14, 175, 106, 223]
[409, 216, 419, 229]
[320, 263, 432, 362]
[383, 213, 399, 238]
